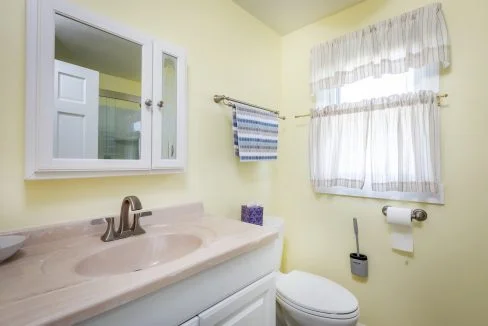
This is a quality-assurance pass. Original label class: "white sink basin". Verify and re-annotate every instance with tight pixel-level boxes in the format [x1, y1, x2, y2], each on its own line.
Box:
[0, 235, 26, 263]
[75, 234, 202, 277]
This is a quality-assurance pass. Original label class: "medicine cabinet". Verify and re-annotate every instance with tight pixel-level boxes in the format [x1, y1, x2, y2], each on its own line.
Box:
[25, 0, 187, 179]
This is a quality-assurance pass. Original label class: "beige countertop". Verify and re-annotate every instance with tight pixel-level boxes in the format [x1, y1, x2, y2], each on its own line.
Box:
[0, 203, 277, 326]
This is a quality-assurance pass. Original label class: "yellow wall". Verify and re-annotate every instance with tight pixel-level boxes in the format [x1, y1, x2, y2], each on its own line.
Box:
[0, 0, 281, 229]
[99, 73, 141, 97]
[99, 73, 142, 110]
[277, 0, 488, 325]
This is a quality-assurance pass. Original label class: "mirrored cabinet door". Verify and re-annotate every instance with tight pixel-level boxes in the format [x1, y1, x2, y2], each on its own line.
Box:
[151, 41, 187, 170]
[52, 15, 148, 163]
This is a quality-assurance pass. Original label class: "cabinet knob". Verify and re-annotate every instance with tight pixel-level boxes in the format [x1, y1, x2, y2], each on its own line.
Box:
[145, 99, 153, 108]
[157, 100, 164, 109]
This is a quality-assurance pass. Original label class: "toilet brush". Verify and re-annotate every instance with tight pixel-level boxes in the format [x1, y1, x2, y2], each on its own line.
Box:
[350, 218, 368, 277]
[354, 218, 360, 256]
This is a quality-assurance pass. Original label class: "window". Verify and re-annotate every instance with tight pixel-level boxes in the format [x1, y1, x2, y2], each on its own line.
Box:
[317, 65, 439, 107]
[308, 3, 450, 205]
[312, 64, 443, 204]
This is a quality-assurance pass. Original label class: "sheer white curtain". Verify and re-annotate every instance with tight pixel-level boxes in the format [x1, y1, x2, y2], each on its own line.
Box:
[310, 104, 370, 190]
[309, 4, 446, 198]
[309, 3, 450, 197]
[369, 91, 440, 193]
[310, 3, 450, 94]
[310, 91, 441, 194]
[308, 2, 449, 198]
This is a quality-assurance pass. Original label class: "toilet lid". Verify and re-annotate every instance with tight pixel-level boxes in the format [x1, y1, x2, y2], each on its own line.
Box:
[276, 270, 358, 315]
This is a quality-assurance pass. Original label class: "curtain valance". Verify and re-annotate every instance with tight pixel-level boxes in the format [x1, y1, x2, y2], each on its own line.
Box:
[310, 3, 450, 94]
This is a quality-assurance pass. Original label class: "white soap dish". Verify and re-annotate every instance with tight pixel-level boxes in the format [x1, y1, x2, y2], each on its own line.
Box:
[0, 235, 26, 263]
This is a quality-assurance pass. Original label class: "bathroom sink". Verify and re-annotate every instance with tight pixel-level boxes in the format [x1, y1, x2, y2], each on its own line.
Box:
[75, 234, 202, 277]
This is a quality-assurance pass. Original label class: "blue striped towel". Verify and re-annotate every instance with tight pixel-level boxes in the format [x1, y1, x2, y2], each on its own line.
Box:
[232, 103, 279, 161]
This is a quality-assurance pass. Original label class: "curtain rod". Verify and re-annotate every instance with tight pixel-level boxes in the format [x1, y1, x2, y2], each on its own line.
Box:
[293, 93, 448, 119]
[214, 94, 286, 120]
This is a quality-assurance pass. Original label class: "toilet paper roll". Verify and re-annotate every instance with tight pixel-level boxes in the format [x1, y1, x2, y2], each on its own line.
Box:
[386, 207, 413, 253]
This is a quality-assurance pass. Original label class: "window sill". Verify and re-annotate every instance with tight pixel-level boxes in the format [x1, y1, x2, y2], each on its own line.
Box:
[315, 185, 444, 205]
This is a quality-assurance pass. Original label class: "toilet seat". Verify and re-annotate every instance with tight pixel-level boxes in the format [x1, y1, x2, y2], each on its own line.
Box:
[276, 271, 359, 320]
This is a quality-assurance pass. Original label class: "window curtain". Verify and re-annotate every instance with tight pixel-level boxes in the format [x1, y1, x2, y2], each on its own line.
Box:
[310, 104, 370, 190]
[310, 3, 450, 94]
[310, 91, 440, 193]
[309, 3, 449, 194]
[369, 91, 440, 193]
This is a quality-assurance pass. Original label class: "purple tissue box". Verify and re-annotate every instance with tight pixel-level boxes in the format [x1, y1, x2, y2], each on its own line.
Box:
[241, 205, 263, 226]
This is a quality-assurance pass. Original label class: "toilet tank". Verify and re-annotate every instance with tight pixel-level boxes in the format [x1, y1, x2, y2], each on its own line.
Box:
[263, 216, 284, 271]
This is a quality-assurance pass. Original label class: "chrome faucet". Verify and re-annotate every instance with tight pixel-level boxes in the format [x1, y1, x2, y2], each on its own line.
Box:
[101, 195, 152, 242]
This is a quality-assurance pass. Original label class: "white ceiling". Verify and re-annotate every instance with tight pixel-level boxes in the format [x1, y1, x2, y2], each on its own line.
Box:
[233, 0, 364, 35]
[55, 14, 141, 81]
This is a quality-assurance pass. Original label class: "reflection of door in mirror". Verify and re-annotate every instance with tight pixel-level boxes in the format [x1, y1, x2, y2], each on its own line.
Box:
[54, 60, 99, 159]
[54, 13, 142, 160]
[161, 54, 178, 160]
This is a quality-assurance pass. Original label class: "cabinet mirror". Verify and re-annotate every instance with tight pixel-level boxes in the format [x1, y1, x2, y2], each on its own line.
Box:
[54, 13, 143, 160]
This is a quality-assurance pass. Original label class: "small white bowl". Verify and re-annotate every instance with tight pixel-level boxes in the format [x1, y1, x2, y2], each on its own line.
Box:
[0, 235, 26, 263]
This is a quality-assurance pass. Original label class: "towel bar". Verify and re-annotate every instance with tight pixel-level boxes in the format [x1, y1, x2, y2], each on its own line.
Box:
[214, 94, 286, 120]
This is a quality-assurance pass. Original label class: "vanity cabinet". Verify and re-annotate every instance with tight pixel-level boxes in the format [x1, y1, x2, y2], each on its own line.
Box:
[177, 273, 275, 326]
[26, 0, 187, 179]
[80, 242, 276, 326]
[198, 272, 276, 326]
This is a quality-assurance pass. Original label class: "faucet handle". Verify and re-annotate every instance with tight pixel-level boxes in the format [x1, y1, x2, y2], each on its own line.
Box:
[101, 217, 116, 242]
[131, 211, 152, 236]
[139, 211, 153, 218]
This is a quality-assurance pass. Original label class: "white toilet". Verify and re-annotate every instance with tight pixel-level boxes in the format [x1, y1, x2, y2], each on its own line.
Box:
[264, 217, 359, 326]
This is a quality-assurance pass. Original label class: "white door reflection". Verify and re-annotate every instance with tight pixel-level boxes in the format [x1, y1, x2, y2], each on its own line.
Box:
[54, 13, 142, 160]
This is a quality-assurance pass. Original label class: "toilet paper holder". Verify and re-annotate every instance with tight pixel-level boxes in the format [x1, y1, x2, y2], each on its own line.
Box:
[382, 206, 428, 222]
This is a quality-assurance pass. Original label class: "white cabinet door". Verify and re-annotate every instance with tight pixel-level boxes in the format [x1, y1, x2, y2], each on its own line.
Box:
[151, 40, 187, 170]
[180, 317, 199, 326]
[199, 273, 276, 326]
[54, 60, 99, 159]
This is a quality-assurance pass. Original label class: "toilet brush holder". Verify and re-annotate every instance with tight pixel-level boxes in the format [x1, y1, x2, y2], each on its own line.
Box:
[350, 253, 368, 277]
